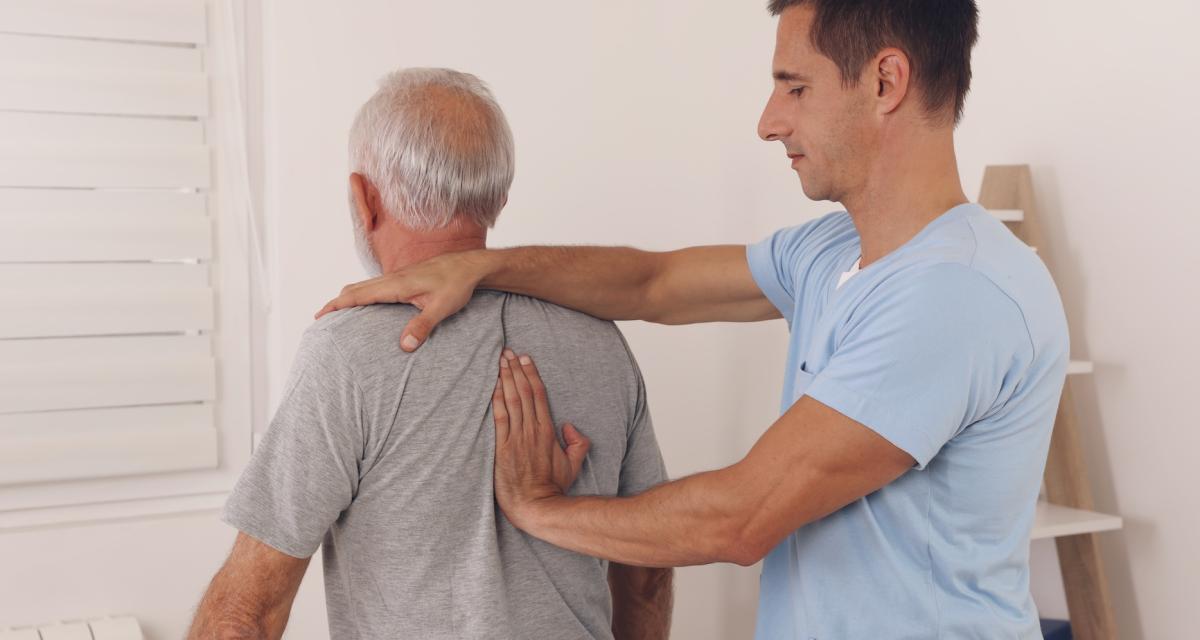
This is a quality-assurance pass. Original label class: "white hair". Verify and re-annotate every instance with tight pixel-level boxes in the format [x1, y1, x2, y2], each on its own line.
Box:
[349, 67, 515, 230]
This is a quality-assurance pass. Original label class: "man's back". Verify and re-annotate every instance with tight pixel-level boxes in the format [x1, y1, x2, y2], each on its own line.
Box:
[223, 291, 667, 639]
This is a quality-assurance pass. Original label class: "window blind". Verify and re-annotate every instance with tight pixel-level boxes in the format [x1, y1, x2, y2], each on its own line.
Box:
[0, 1, 223, 488]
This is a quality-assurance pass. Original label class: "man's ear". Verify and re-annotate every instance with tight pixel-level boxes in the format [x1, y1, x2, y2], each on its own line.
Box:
[349, 172, 380, 233]
[873, 47, 910, 117]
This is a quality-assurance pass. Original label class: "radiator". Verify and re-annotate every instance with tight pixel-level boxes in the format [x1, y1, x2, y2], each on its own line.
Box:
[0, 616, 142, 640]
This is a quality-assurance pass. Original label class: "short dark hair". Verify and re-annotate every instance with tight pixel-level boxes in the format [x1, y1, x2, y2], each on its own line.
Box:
[767, 0, 979, 124]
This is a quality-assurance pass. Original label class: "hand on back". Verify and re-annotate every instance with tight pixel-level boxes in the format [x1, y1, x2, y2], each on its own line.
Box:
[316, 250, 485, 351]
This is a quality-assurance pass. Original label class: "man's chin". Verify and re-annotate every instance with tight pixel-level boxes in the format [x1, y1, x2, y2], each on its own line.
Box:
[797, 178, 829, 203]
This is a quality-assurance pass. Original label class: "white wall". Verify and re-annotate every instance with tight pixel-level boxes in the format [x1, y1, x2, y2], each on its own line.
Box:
[1, 2, 1193, 638]
[957, 1, 1200, 637]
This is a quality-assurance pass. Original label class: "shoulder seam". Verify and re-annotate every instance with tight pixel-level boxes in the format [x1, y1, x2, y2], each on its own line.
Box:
[312, 326, 368, 446]
[953, 262, 1039, 367]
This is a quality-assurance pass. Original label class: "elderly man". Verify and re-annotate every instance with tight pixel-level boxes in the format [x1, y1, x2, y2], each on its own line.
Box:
[187, 68, 673, 639]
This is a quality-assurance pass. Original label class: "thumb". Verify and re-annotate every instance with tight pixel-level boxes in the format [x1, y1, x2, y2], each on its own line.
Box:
[562, 423, 591, 476]
[400, 308, 443, 352]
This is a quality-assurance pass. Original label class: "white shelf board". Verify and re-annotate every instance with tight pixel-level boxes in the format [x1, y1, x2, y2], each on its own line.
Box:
[1067, 360, 1094, 375]
[1031, 501, 1122, 540]
[990, 209, 1025, 222]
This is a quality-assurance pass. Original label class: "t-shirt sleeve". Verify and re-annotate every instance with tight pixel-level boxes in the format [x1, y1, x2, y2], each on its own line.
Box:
[745, 216, 834, 320]
[746, 225, 806, 318]
[222, 327, 364, 558]
[616, 355, 668, 497]
[803, 265, 1030, 470]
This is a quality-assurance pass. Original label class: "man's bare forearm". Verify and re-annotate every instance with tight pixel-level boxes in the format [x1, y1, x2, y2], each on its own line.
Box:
[609, 563, 674, 640]
[473, 244, 777, 325]
[517, 467, 760, 568]
[474, 246, 663, 321]
[187, 534, 309, 640]
[188, 576, 293, 640]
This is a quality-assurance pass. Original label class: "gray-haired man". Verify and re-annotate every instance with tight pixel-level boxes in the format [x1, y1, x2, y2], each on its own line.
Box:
[187, 68, 673, 640]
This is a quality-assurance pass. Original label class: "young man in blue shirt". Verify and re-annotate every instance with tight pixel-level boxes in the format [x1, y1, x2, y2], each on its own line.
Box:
[320, 1, 1067, 637]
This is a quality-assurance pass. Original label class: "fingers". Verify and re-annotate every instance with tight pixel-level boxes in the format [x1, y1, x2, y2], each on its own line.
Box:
[313, 272, 412, 320]
[562, 423, 591, 480]
[492, 376, 509, 444]
[314, 277, 377, 319]
[515, 355, 554, 434]
[315, 294, 351, 319]
[498, 350, 523, 431]
[507, 353, 539, 442]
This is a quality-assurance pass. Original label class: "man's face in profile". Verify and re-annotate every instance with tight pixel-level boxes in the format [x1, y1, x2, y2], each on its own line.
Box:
[758, 5, 879, 204]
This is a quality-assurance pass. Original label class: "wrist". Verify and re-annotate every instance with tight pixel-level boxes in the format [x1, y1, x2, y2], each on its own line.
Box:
[469, 248, 503, 289]
[512, 493, 566, 534]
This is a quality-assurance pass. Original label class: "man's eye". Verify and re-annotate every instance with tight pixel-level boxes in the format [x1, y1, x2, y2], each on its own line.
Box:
[789, 87, 806, 97]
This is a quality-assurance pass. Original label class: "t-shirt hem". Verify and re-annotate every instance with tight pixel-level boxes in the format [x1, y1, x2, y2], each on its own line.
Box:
[221, 507, 316, 559]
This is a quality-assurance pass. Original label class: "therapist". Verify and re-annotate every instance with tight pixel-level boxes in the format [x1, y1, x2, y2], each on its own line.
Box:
[318, 1, 1069, 637]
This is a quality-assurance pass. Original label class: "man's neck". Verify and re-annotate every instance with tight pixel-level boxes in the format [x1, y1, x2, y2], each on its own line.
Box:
[841, 131, 968, 268]
[377, 222, 487, 273]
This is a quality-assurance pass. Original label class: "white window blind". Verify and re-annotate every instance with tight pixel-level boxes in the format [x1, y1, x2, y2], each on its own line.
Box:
[0, 0, 256, 525]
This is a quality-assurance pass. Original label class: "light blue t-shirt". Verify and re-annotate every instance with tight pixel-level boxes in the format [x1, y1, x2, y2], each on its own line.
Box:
[746, 203, 1069, 639]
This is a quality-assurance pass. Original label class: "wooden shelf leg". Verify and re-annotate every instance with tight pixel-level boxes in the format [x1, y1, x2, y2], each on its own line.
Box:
[1055, 532, 1118, 639]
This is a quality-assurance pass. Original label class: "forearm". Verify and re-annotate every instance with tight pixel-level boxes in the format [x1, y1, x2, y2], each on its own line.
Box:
[475, 246, 662, 321]
[188, 584, 292, 640]
[519, 468, 759, 568]
[187, 539, 308, 640]
[609, 564, 674, 640]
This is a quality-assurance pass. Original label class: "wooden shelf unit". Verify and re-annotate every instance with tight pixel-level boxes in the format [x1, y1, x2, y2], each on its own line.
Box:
[981, 164, 1120, 640]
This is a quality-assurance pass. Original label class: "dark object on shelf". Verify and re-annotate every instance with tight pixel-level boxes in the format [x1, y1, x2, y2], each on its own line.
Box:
[1040, 617, 1072, 640]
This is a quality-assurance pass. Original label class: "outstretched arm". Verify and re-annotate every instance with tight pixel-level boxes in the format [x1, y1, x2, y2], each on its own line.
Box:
[317, 245, 779, 351]
[187, 533, 310, 639]
[491, 352, 915, 568]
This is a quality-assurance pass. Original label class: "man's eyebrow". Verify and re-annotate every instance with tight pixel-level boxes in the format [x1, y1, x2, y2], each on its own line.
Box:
[773, 70, 811, 83]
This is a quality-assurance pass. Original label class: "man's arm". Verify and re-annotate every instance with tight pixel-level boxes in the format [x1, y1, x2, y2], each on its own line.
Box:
[492, 353, 915, 567]
[187, 533, 311, 640]
[317, 245, 780, 350]
[480, 245, 780, 325]
[608, 562, 674, 640]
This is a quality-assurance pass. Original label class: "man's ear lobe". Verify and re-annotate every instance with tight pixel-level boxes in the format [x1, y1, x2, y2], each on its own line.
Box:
[349, 172, 378, 232]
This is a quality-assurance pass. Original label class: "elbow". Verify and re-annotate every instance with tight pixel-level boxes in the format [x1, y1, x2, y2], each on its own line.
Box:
[712, 520, 772, 567]
[724, 536, 771, 568]
[636, 253, 678, 325]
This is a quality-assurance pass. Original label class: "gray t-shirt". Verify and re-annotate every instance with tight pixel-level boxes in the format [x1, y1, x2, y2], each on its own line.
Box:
[223, 291, 668, 640]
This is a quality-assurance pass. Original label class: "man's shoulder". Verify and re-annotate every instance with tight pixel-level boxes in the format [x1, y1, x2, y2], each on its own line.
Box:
[294, 303, 426, 382]
[308, 301, 416, 344]
[501, 292, 630, 352]
[768, 209, 856, 250]
[312, 302, 420, 339]
[500, 291, 618, 329]
[306, 293, 628, 366]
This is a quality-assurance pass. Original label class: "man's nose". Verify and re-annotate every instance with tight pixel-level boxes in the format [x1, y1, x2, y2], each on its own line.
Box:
[757, 93, 789, 142]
